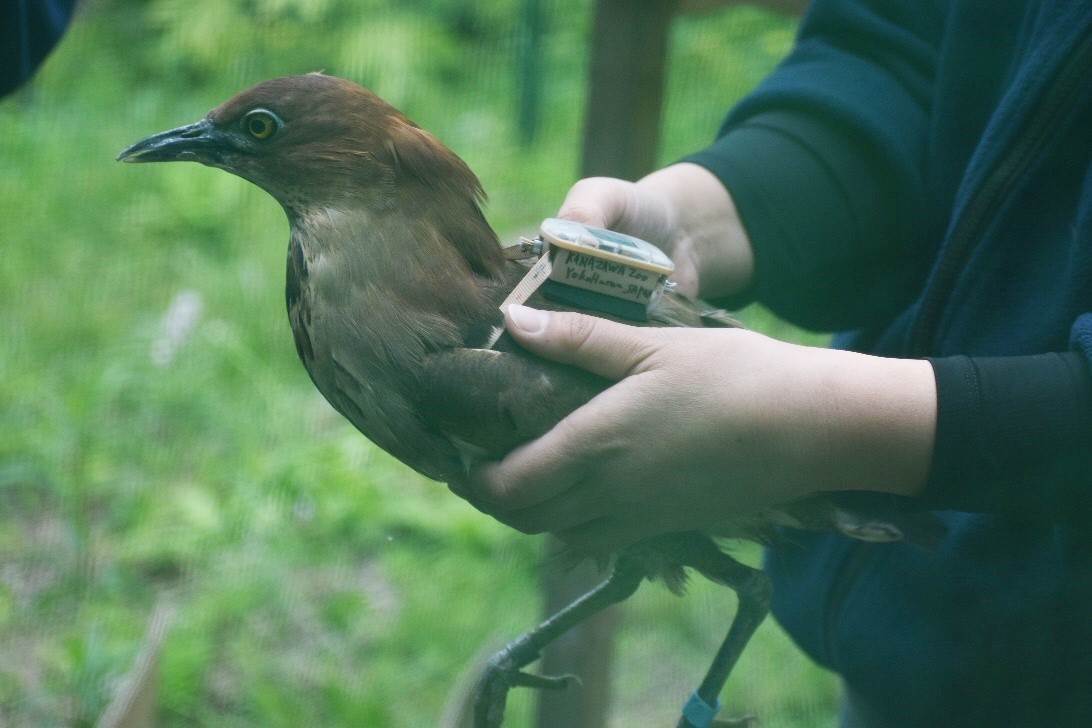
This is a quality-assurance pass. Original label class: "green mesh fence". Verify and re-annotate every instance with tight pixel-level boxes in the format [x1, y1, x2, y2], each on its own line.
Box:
[0, 2, 836, 726]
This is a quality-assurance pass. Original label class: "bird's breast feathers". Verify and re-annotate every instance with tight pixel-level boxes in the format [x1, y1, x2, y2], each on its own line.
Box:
[284, 211, 496, 479]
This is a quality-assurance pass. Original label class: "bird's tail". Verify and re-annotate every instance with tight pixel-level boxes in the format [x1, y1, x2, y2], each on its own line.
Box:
[826, 492, 948, 550]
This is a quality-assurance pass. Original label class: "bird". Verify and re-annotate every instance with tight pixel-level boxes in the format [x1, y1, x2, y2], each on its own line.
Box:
[118, 73, 944, 728]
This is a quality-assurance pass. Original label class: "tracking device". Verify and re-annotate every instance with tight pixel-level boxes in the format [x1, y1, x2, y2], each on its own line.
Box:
[536, 218, 676, 320]
[499, 218, 676, 314]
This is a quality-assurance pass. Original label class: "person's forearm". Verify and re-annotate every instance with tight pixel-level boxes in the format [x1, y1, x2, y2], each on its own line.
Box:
[457, 311, 940, 553]
[806, 348, 936, 499]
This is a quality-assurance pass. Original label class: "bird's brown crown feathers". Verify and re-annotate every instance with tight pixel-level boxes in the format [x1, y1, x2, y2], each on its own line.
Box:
[208, 74, 504, 275]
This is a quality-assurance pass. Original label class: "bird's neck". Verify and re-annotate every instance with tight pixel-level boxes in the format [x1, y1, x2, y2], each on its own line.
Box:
[287, 204, 503, 337]
[289, 194, 504, 276]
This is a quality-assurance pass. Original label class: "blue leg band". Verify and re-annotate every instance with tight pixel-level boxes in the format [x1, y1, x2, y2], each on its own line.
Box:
[681, 690, 722, 728]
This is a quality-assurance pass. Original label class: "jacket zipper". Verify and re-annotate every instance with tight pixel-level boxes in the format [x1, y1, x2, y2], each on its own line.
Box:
[907, 25, 1092, 356]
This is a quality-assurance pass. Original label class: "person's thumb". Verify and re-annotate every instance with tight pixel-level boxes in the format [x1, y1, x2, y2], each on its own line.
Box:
[503, 305, 661, 380]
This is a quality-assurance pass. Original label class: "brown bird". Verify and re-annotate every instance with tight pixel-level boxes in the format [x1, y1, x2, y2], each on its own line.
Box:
[118, 74, 943, 728]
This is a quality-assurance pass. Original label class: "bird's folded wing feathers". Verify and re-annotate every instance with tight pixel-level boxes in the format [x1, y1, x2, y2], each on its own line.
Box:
[323, 351, 464, 481]
[415, 344, 612, 464]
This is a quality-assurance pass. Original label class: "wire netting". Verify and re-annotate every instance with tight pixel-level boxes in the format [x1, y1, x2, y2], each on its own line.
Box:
[0, 1, 836, 725]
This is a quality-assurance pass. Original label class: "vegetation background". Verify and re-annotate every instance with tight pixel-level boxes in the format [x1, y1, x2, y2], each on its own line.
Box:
[0, 0, 838, 725]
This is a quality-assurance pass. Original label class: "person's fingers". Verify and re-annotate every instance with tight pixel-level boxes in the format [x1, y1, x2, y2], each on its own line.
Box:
[460, 414, 591, 510]
[557, 176, 633, 229]
[460, 371, 656, 511]
[504, 305, 665, 381]
[447, 480, 500, 516]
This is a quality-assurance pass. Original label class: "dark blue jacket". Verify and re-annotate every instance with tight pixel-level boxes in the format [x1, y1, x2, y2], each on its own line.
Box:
[1, 0, 77, 97]
[687, 1, 1092, 724]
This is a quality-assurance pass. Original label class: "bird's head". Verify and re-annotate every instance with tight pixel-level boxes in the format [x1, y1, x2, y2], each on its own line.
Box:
[117, 74, 486, 219]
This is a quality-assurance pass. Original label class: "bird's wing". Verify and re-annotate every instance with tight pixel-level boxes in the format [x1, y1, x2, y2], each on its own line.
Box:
[316, 349, 465, 481]
[415, 342, 612, 462]
[650, 292, 742, 329]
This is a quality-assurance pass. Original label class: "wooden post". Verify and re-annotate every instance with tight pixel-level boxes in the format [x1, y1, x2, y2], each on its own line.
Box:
[535, 4, 676, 726]
[535, 2, 807, 726]
[578, 0, 678, 181]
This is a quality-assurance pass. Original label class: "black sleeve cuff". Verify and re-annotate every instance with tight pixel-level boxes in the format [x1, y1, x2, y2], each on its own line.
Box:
[682, 110, 928, 331]
[923, 353, 1092, 524]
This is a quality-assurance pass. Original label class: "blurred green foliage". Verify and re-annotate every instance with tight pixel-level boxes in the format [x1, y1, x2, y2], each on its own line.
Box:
[0, 0, 834, 725]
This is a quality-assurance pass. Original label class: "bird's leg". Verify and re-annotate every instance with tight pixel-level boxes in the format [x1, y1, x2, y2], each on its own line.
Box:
[677, 547, 771, 728]
[473, 554, 646, 728]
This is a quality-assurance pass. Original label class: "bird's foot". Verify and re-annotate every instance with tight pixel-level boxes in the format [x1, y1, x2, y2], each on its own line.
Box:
[472, 557, 646, 727]
[677, 690, 758, 728]
[473, 636, 580, 728]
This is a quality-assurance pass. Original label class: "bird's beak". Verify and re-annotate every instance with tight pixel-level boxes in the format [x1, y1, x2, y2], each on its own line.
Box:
[116, 118, 227, 164]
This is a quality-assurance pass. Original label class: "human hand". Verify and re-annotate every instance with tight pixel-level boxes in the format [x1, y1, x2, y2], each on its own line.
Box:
[557, 163, 754, 299]
[458, 306, 936, 555]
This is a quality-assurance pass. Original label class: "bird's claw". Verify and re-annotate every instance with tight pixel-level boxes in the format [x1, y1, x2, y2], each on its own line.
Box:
[473, 638, 581, 728]
[510, 670, 581, 691]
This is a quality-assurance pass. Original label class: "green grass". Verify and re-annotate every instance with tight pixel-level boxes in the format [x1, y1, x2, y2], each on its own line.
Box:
[0, 1, 836, 726]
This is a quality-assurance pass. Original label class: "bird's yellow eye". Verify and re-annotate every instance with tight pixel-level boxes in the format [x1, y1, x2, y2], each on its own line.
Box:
[244, 110, 279, 141]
